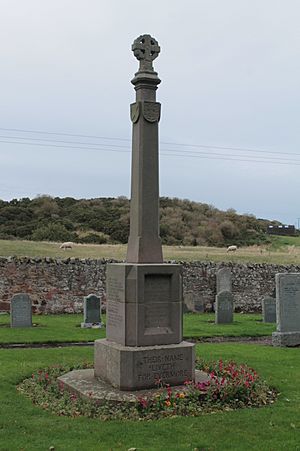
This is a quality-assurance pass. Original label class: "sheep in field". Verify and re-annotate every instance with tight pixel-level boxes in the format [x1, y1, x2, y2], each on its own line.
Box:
[227, 245, 237, 252]
[59, 242, 73, 250]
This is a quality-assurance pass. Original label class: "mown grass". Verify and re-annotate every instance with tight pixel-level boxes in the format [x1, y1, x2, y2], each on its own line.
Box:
[0, 313, 276, 344]
[0, 344, 299, 450]
[1, 237, 300, 264]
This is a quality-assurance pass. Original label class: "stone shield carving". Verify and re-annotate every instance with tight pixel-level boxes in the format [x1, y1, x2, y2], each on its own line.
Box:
[130, 102, 140, 123]
[142, 102, 161, 123]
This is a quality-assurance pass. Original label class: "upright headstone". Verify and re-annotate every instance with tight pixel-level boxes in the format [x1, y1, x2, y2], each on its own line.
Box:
[184, 293, 204, 313]
[81, 294, 102, 328]
[216, 267, 232, 293]
[272, 273, 300, 347]
[10, 293, 32, 328]
[94, 35, 195, 390]
[262, 296, 276, 323]
[215, 290, 233, 324]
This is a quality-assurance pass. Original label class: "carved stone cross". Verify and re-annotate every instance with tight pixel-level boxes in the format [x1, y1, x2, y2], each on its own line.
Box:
[132, 34, 160, 72]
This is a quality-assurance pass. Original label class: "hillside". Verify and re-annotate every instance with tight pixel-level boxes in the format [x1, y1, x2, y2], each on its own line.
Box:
[0, 195, 281, 247]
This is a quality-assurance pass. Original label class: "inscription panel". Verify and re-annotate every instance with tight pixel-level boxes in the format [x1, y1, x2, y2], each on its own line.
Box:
[144, 274, 171, 303]
[277, 274, 300, 332]
[135, 348, 193, 386]
[106, 300, 125, 343]
[107, 266, 125, 303]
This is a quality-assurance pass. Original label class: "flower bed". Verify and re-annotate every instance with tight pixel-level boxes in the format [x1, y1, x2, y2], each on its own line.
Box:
[17, 360, 276, 420]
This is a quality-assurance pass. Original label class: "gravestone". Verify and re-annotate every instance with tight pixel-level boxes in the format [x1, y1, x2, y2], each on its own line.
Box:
[93, 34, 195, 390]
[272, 273, 300, 347]
[81, 294, 102, 328]
[262, 296, 276, 323]
[184, 292, 204, 313]
[10, 293, 32, 328]
[215, 290, 233, 324]
[216, 267, 232, 293]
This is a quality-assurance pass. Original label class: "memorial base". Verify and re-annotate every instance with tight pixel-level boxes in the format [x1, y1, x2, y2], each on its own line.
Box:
[94, 338, 195, 390]
[272, 331, 300, 347]
[58, 368, 208, 406]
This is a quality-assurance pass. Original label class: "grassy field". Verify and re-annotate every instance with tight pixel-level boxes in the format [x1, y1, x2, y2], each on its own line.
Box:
[0, 313, 276, 344]
[1, 236, 300, 264]
[0, 344, 299, 450]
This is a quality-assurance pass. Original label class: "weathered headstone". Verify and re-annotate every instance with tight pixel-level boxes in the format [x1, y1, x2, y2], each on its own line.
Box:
[10, 293, 32, 328]
[93, 35, 195, 390]
[216, 267, 232, 293]
[215, 290, 233, 324]
[272, 273, 300, 347]
[262, 296, 276, 323]
[184, 293, 204, 313]
[81, 294, 102, 328]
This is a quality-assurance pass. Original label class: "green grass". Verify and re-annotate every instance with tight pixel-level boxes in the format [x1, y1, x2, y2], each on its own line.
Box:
[0, 314, 106, 344]
[0, 344, 299, 450]
[1, 238, 300, 264]
[0, 313, 276, 344]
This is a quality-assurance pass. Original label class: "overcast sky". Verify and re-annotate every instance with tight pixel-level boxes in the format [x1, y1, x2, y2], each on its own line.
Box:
[1, 0, 300, 225]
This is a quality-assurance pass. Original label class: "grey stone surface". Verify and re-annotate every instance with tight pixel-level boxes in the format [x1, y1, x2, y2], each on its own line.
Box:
[10, 293, 32, 327]
[272, 273, 300, 346]
[94, 339, 195, 390]
[58, 368, 208, 405]
[126, 35, 163, 264]
[215, 290, 233, 324]
[216, 267, 232, 293]
[275, 273, 300, 332]
[106, 263, 182, 346]
[81, 294, 102, 328]
[262, 296, 276, 323]
[184, 292, 204, 313]
[91, 35, 194, 392]
[272, 331, 300, 347]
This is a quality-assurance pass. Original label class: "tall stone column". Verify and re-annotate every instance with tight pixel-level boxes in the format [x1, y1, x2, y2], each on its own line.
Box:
[94, 35, 195, 391]
[127, 34, 163, 263]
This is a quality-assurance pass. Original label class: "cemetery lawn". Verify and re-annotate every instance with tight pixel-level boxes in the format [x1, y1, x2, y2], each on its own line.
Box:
[2, 238, 300, 264]
[0, 344, 299, 450]
[0, 313, 275, 345]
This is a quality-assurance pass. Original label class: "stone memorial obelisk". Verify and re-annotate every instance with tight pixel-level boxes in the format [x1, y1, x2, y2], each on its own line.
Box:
[94, 35, 195, 390]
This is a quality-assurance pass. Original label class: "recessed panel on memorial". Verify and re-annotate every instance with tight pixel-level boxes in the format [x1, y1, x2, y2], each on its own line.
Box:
[144, 274, 171, 303]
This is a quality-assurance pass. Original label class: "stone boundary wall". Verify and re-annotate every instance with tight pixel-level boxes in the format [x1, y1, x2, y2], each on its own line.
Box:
[0, 257, 300, 313]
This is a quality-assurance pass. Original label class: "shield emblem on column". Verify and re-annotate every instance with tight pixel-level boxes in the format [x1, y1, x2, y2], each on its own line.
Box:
[130, 102, 140, 123]
[142, 102, 161, 123]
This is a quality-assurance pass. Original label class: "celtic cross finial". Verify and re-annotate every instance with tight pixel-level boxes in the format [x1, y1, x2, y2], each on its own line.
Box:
[132, 34, 160, 72]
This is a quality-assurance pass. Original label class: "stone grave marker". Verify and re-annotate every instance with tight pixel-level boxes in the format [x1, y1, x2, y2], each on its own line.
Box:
[184, 292, 204, 313]
[262, 296, 276, 323]
[215, 290, 233, 324]
[10, 293, 32, 328]
[216, 267, 232, 293]
[81, 294, 102, 328]
[272, 273, 300, 346]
